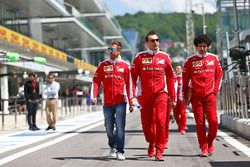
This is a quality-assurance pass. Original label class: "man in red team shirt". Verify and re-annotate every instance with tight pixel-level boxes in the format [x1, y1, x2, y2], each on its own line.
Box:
[182, 34, 223, 157]
[173, 65, 187, 135]
[131, 31, 176, 161]
[91, 40, 130, 161]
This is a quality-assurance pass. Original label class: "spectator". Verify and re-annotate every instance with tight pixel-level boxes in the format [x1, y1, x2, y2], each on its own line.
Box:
[18, 82, 26, 114]
[86, 93, 91, 112]
[44, 73, 60, 131]
[24, 73, 40, 131]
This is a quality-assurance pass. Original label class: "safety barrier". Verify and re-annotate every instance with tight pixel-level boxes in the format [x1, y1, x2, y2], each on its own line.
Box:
[0, 97, 102, 131]
[220, 75, 250, 119]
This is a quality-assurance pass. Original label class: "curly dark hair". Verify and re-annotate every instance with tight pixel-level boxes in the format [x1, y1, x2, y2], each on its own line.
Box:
[193, 34, 212, 47]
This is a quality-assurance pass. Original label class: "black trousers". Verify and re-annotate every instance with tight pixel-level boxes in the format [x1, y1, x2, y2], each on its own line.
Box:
[26, 100, 38, 128]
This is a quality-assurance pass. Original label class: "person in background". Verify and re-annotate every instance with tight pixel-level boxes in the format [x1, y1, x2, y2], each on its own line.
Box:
[18, 82, 26, 114]
[86, 93, 91, 112]
[130, 31, 176, 161]
[91, 40, 131, 161]
[173, 65, 187, 135]
[182, 34, 223, 157]
[44, 73, 60, 131]
[24, 73, 40, 131]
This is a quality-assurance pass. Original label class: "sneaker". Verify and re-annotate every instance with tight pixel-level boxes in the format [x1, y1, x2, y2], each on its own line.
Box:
[180, 130, 186, 135]
[29, 127, 36, 131]
[147, 143, 154, 157]
[208, 145, 215, 155]
[200, 147, 208, 157]
[164, 142, 168, 149]
[45, 126, 52, 131]
[34, 126, 40, 130]
[109, 148, 116, 158]
[155, 153, 164, 161]
[116, 152, 125, 160]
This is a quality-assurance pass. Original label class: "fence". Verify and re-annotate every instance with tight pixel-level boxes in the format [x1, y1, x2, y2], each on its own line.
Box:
[0, 97, 102, 131]
[220, 75, 250, 119]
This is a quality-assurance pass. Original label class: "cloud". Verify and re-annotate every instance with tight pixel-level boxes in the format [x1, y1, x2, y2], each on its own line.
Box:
[108, 0, 216, 15]
[192, 0, 216, 14]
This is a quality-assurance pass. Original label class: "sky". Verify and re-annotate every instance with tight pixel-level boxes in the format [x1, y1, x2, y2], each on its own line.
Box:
[102, 0, 217, 16]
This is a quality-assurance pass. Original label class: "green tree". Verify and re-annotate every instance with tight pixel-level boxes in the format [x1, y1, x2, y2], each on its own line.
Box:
[116, 12, 217, 52]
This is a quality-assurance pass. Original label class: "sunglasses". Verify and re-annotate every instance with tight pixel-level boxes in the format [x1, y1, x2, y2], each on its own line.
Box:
[108, 47, 117, 52]
[149, 39, 159, 43]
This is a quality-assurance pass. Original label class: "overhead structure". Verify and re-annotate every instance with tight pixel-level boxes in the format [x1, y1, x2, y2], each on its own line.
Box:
[0, 0, 135, 114]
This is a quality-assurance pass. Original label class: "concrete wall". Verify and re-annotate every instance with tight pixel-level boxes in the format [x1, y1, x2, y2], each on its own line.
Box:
[220, 114, 250, 140]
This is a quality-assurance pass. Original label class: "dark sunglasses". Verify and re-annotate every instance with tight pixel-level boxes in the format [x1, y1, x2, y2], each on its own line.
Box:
[108, 47, 117, 52]
[149, 39, 159, 43]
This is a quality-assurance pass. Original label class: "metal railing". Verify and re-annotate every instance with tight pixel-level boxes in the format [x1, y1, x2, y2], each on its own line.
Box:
[220, 75, 250, 119]
[0, 97, 102, 131]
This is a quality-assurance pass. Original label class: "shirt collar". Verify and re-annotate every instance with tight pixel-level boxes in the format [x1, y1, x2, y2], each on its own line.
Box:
[176, 73, 182, 77]
[197, 52, 208, 58]
[147, 49, 160, 55]
[109, 55, 121, 63]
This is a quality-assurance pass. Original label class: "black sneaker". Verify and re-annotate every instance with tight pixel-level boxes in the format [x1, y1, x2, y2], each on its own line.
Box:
[29, 127, 36, 131]
[45, 126, 52, 130]
[34, 126, 40, 130]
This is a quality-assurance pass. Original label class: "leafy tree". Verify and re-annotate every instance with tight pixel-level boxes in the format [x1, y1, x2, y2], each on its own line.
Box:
[116, 12, 217, 52]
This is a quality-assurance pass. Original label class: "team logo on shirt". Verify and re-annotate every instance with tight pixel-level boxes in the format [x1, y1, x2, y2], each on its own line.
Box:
[156, 58, 165, 64]
[205, 60, 214, 66]
[103, 65, 113, 71]
[142, 58, 152, 64]
[116, 66, 124, 72]
[192, 61, 202, 67]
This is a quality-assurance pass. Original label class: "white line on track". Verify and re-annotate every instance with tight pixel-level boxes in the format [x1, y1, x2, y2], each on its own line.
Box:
[0, 121, 103, 166]
[0, 112, 103, 154]
[217, 131, 250, 157]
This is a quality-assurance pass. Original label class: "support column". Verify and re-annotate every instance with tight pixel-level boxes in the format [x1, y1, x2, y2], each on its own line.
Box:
[29, 18, 43, 42]
[81, 50, 88, 63]
[0, 66, 9, 114]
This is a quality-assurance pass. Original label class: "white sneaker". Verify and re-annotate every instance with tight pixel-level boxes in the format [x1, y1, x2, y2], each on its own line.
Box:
[109, 148, 116, 158]
[116, 152, 125, 160]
